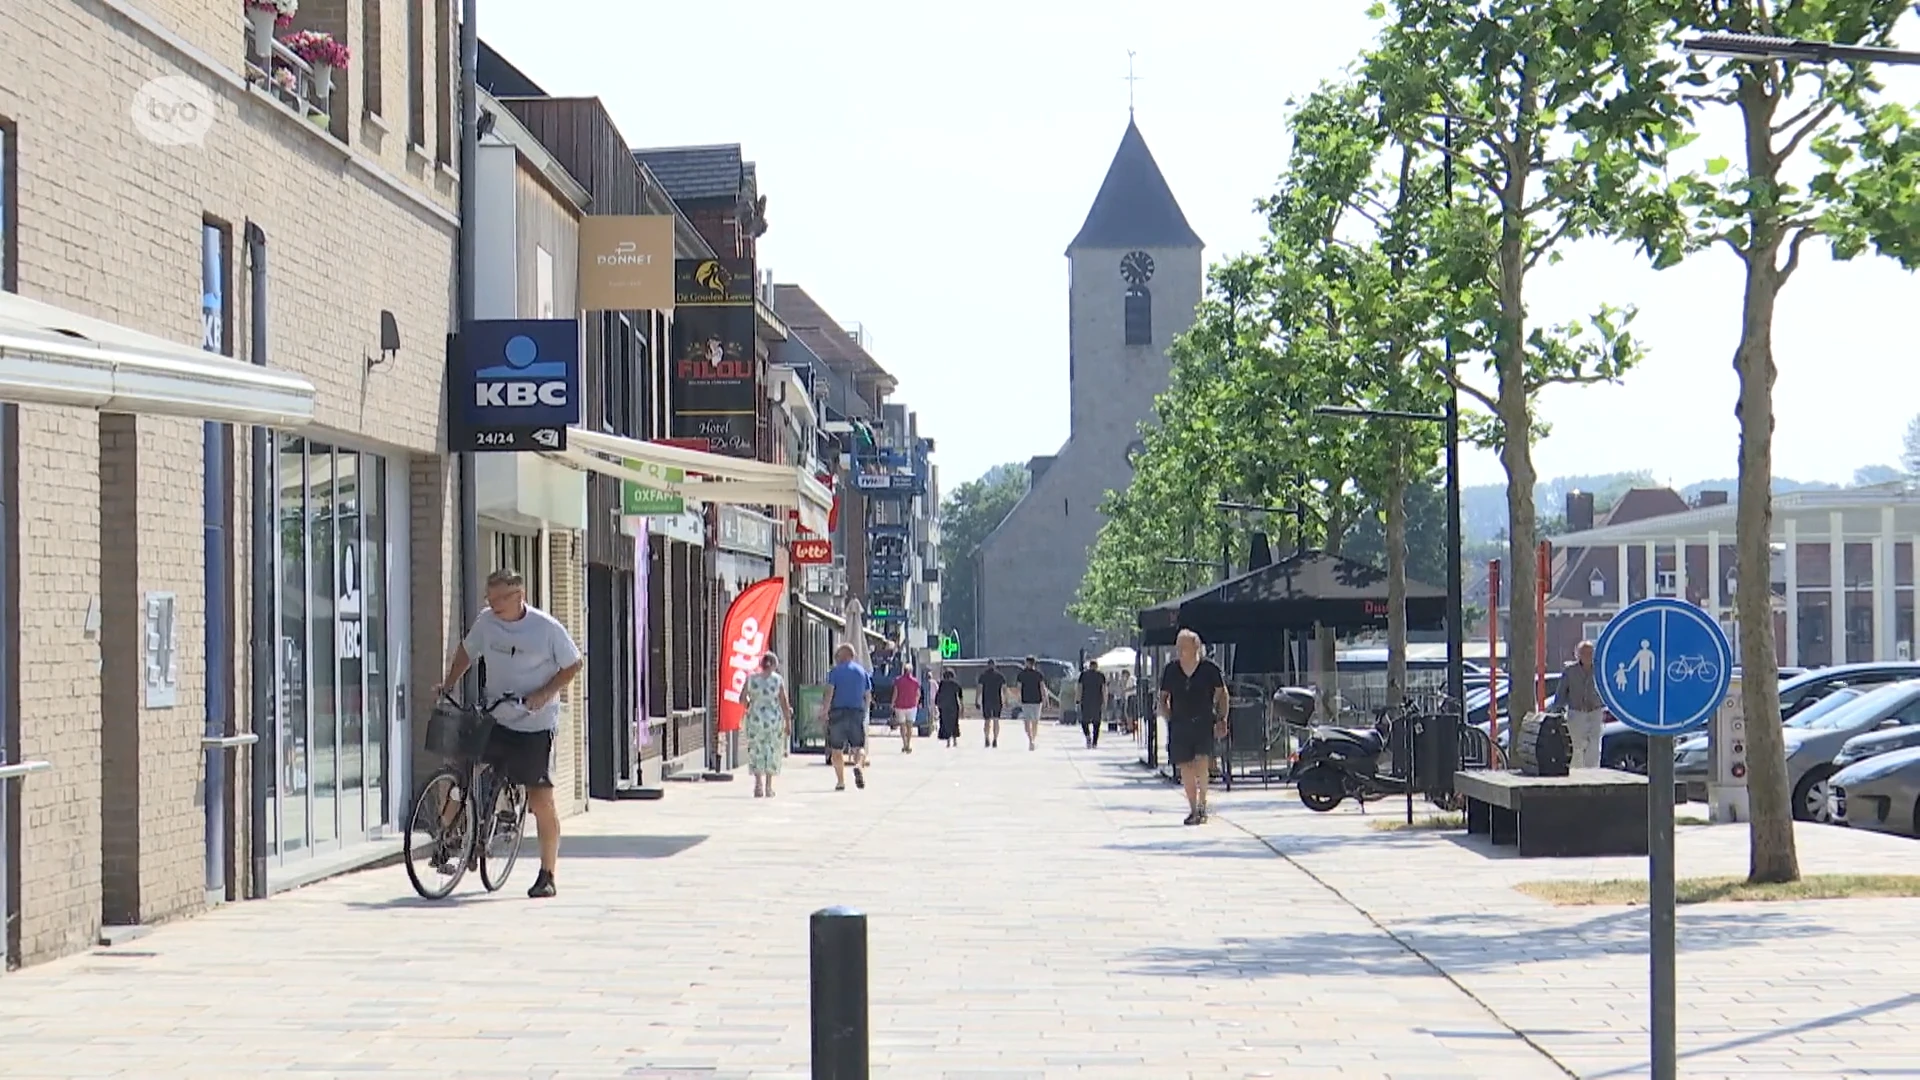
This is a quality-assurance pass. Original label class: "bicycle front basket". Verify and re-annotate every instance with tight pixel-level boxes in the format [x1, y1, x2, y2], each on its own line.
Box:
[424, 702, 494, 760]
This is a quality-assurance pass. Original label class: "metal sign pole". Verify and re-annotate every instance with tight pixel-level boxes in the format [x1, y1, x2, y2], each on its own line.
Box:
[1649, 732, 1677, 1080]
[1594, 597, 1730, 1080]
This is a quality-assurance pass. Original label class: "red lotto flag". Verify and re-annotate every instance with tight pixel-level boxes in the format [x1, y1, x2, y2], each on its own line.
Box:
[717, 576, 784, 734]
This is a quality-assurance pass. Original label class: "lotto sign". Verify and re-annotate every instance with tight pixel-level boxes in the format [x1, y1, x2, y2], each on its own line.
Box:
[790, 538, 833, 565]
[716, 576, 785, 734]
[453, 319, 580, 452]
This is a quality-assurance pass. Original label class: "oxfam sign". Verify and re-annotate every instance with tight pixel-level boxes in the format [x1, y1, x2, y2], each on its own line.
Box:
[454, 319, 580, 452]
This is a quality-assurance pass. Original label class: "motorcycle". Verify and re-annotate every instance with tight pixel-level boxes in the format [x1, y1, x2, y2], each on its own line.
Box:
[1276, 687, 1416, 813]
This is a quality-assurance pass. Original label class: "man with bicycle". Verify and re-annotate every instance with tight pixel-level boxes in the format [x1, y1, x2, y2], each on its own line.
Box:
[434, 568, 583, 899]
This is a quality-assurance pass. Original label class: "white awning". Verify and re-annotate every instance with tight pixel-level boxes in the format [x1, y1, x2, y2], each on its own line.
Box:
[545, 427, 833, 535]
[0, 291, 315, 426]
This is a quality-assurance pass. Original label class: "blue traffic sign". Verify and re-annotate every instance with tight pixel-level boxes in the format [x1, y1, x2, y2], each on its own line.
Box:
[1594, 598, 1733, 736]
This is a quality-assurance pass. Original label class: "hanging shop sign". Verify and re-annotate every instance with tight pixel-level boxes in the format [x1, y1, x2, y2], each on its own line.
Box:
[452, 319, 580, 452]
[620, 458, 686, 516]
[577, 215, 675, 312]
[717, 506, 776, 559]
[790, 537, 833, 565]
[717, 576, 785, 734]
[669, 257, 758, 459]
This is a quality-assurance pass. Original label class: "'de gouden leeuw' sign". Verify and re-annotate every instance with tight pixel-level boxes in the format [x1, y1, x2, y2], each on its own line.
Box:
[577, 216, 675, 312]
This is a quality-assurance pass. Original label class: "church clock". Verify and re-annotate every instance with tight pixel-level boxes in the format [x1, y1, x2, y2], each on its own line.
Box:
[1120, 250, 1155, 285]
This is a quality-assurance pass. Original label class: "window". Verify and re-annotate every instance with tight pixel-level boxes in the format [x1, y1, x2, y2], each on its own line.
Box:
[1124, 285, 1151, 345]
[487, 530, 546, 608]
[361, 0, 383, 119]
[406, 0, 426, 148]
[1654, 569, 1677, 597]
[434, 0, 454, 166]
[1588, 568, 1605, 599]
[1582, 621, 1606, 643]
[202, 220, 232, 356]
[0, 117, 14, 291]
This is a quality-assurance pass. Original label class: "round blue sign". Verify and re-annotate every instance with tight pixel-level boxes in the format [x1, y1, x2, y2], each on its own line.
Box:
[1593, 598, 1733, 736]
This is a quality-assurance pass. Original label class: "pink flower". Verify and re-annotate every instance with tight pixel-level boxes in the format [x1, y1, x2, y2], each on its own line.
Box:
[283, 29, 350, 69]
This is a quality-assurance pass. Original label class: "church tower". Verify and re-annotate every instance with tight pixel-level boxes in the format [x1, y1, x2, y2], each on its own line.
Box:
[975, 119, 1204, 662]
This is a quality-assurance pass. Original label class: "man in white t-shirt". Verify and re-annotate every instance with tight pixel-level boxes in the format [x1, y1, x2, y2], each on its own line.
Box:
[435, 568, 583, 899]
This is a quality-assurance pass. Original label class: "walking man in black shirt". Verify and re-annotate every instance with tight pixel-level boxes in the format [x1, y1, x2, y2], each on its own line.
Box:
[977, 660, 1007, 749]
[1077, 660, 1107, 748]
[1159, 630, 1229, 825]
[1015, 656, 1055, 751]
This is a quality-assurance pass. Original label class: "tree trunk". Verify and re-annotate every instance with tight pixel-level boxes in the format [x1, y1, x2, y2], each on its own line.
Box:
[1735, 78, 1800, 884]
[1495, 226, 1538, 723]
[1386, 451, 1409, 704]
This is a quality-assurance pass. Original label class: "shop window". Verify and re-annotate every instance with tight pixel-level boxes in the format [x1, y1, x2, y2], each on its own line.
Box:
[648, 540, 668, 718]
[1795, 542, 1831, 588]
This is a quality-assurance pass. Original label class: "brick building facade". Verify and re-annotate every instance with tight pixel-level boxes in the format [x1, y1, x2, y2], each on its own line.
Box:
[0, 0, 462, 969]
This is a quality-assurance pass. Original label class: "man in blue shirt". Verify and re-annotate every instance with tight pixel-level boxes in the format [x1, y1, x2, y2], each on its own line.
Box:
[822, 643, 872, 791]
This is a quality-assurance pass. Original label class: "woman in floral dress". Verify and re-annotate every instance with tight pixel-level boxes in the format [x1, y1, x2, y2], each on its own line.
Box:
[744, 653, 793, 797]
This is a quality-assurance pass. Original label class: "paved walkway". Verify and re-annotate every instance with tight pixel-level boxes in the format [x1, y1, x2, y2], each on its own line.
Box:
[0, 725, 1913, 1078]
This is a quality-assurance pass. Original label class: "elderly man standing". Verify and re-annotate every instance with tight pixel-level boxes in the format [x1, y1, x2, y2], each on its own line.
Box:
[1159, 629, 1229, 825]
[821, 643, 871, 791]
[1551, 640, 1607, 768]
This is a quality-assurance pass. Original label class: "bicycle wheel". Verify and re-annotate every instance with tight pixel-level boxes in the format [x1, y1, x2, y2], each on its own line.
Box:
[479, 780, 528, 893]
[404, 768, 474, 900]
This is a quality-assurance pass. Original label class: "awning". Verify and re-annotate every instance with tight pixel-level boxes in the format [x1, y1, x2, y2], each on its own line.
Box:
[795, 596, 846, 629]
[546, 427, 833, 535]
[0, 290, 315, 426]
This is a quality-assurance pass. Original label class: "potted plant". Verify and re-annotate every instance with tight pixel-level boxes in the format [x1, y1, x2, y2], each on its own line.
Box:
[244, 0, 297, 59]
[283, 30, 349, 109]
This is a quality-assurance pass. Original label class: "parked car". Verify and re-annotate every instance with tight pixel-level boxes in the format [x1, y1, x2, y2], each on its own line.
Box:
[1830, 745, 1920, 837]
[1673, 686, 1865, 799]
[1774, 679, 1920, 822]
[1602, 663, 1912, 775]
[1833, 721, 1920, 770]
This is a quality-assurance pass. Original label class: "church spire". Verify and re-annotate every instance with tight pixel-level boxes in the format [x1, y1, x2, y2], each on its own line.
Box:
[1066, 119, 1202, 254]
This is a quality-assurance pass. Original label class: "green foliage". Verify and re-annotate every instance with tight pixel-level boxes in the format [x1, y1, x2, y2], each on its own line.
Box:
[936, 465, 1027, 653]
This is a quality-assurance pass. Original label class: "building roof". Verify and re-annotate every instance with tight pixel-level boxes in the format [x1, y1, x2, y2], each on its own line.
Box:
[631, 144, 747, 202]
[1067, 119, 1202, 254]
[477, 41, 548, 98]
[772, 284, 894, 389]
[1555, 482, 1920, 546]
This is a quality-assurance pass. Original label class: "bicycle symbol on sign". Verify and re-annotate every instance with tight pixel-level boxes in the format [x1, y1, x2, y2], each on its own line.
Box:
[1666, 654, 1719, 683]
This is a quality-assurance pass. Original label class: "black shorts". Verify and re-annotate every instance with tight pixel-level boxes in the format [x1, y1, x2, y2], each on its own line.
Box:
[827, 707, 867, 751]
[1167, 719, 1216, 766]
[484, 726, 555, 789]
[982, 701, 1003, 720]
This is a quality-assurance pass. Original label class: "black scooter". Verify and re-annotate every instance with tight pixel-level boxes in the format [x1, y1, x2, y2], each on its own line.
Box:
[1277, 687, 1414, 812]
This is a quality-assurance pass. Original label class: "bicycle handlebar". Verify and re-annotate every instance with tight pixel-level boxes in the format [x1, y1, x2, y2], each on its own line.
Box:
[436, 689, 525, 714]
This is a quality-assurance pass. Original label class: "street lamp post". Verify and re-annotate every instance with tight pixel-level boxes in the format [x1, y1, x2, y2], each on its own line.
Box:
[1683, 32, 1920, 66]
[1312, 400, 1462, 798]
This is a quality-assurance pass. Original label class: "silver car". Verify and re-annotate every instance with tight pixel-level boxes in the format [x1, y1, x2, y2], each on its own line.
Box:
[1671, 687, 1866, 802]
[1778, 679, 1920, 823]
[1829, 745, 1920, 837]
[1833, 723, 1920, 770]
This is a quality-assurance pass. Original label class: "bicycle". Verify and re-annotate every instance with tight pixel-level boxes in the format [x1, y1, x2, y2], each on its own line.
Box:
[403, 690, 531, 900]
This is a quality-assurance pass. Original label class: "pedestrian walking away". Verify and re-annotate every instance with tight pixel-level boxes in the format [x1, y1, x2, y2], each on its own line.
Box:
[1551, 639, 1606, 769]
[892, 662, 922, 754]
[743, 652, 794, 797]
[822, 643, 871, 791]
[978, 659, 1007, 748]
[1015, 655, 1054, 751]
[433, 567, 583, 898]
[1078, 659, 1107, 748]
[935, 669, 963, 747]
[1159, 629, 1228, 826]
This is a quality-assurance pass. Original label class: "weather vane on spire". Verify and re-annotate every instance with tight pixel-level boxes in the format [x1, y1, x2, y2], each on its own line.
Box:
[1124, 50, 1142, 116]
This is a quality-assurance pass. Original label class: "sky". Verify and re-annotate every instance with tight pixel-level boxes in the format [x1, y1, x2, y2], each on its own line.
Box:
[486, 1, 1920, 493]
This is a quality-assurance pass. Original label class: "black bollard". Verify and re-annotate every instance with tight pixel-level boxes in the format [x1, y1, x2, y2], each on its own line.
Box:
[810, 906, 869, 1079]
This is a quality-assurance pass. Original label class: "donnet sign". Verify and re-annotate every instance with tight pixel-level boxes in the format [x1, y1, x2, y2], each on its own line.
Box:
[598, 241, 655, 267]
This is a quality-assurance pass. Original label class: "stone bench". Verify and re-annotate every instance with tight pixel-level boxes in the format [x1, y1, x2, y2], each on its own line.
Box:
[1455, 768, 1648, 858]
